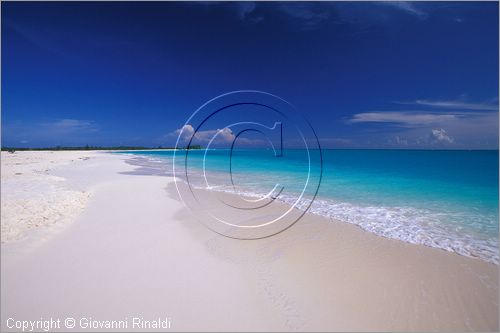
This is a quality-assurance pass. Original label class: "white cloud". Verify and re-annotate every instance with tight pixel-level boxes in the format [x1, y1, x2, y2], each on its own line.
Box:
[216, 2, 331, 29]
[348, 110, 498, 148]
[431, 128, 454, 143]
[277, 3, 330, 28]
[387, 129, 454, 146]
[394, 135, 408, 145]
[414, 99, 498, 111]
[172, 124, 235, 145]
[380, 1, 427, 19]
[196, 1, 437, 30]
[170, 124, 271, 147]
[348, 111, 458, 126]
[173, 124, 195, 142]
[321, 137, 352, 144]
[197, 127, 235, 143]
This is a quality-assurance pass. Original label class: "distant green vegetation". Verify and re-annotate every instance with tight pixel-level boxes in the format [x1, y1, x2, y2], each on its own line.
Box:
[1, 146, 177, 152]
[1, 145, 204, 152]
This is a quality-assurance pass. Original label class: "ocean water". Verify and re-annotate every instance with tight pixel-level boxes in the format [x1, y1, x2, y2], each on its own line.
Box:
[119, 149, 499, 264]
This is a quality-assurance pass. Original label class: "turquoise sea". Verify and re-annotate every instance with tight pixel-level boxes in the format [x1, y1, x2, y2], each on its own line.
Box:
[121, 149, 499, 264]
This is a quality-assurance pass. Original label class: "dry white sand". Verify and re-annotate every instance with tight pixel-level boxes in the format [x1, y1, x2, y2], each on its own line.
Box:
[1, 151, 498, 331]
[1, 151, 98, 245]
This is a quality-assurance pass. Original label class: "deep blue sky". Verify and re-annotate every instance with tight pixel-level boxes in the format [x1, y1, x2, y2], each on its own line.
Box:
[2, 1, 499, 148]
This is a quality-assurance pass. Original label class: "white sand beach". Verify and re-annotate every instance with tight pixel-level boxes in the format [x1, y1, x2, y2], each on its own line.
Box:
[0, 151, 97, 245]
[1, 151, 498, 331]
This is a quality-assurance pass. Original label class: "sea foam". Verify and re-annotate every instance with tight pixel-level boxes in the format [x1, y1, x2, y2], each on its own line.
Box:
[123, 153, 499, 265]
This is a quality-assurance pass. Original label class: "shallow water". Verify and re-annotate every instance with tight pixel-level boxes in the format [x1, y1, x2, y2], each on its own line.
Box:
[118, 149, 499, 264]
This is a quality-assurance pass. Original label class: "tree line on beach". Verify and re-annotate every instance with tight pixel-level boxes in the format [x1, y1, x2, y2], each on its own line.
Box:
[1, 145, 202, 153]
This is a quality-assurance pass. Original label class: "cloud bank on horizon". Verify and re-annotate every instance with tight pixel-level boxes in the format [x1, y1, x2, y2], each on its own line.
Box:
[1, 1, 498, 149]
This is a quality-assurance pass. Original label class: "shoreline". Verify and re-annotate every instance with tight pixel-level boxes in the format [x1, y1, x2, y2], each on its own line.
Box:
[1, 151, 498, 331]
[122, 152, 499, 265]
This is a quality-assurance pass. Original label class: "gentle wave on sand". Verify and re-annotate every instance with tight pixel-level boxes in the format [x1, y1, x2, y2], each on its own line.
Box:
[121, 150, 499, 264]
